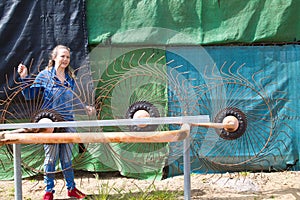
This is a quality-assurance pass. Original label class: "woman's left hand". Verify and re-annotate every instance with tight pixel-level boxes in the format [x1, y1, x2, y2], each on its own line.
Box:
[86, 105, 96, 116]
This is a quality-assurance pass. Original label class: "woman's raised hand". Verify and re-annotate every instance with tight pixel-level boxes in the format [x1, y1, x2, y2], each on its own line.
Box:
[17, 63, 28, 79]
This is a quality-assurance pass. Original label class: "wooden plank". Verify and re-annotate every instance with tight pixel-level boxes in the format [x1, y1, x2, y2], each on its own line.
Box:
[0, 124, 190, 144]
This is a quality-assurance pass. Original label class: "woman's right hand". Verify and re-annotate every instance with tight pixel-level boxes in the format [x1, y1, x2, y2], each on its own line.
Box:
[17, 63, 28, 79]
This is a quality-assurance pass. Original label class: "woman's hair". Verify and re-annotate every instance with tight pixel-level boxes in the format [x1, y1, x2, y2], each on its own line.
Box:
[46, 45, 75, 78]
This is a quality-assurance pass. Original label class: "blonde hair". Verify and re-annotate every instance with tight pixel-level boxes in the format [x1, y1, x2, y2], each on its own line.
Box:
[46, 45, 75, 78]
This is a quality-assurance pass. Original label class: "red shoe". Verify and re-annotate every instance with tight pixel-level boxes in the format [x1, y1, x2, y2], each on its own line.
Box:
[68, 187, 86, 199]
[43, 191, 54, 200]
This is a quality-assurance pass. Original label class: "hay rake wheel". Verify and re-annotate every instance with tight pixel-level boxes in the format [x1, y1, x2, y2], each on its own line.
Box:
[0, 66, 94, 176]
[196, 83, 272, 165]
[92, 48, 178, 177]
[189, 62, 289, 173]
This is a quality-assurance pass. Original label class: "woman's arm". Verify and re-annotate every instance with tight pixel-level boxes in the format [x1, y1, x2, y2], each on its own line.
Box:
[18, 63, 44, 100]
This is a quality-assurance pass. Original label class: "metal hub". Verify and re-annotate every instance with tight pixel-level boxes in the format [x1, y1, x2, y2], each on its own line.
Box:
[31, 109, 65, 132]
[214, 107, 247, 140]
[126, 101, 160, 131]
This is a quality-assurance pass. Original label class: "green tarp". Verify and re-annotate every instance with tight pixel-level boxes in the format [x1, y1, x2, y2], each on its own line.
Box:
[87, 0, 300, 45]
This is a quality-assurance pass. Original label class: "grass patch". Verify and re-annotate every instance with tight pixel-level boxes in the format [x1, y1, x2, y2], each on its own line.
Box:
[88, 189, 181, 200]
[87, 174, 182, 200]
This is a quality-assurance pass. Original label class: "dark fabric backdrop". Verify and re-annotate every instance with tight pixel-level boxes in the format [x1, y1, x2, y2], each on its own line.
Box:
[0, 0, 89, 100]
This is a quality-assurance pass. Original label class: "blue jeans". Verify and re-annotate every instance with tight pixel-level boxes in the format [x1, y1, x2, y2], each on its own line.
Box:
[44, 128, 75, 192]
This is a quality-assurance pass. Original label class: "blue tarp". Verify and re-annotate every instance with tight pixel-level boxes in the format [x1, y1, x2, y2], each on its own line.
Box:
[166, 45, 299, 176]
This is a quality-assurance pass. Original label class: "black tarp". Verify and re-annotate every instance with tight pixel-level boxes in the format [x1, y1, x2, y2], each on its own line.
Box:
[0, 0, 89, 100]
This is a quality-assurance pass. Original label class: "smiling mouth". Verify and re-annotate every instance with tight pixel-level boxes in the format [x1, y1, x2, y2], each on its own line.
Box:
[60, 62, 69, 66]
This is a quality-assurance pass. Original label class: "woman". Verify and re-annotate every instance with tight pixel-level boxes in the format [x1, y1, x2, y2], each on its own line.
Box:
[18, 45, 91, 200]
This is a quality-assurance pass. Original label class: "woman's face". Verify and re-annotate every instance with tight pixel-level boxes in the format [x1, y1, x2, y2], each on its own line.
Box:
[54, 48, 70, 69]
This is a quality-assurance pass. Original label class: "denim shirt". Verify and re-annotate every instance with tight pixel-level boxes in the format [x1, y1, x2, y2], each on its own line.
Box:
[22, 67, 75, 121]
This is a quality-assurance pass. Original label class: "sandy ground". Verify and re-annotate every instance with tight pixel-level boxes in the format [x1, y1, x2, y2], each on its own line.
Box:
[0, 170, 299, 200]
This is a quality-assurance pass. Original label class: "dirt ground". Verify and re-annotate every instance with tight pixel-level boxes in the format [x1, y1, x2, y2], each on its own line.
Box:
[0, 170, 299, 200]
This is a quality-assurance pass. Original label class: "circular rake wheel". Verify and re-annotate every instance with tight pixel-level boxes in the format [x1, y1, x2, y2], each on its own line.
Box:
[193, 67, 277, 169]
[93, 49, 167, 176]
[91, 48, 202, 177]
[0, 78, 92, 175]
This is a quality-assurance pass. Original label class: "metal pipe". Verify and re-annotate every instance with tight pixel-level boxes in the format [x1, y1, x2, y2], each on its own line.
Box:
[183, 124, 191, 200]
[0, 115, 210, 130]
[13, 144, 22, 200]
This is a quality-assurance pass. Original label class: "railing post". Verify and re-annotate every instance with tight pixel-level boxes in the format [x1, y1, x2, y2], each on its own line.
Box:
[13, 144, 22, 200]
[183, 124, 191, 200]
